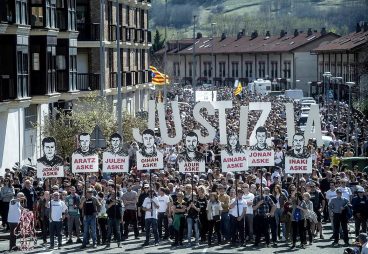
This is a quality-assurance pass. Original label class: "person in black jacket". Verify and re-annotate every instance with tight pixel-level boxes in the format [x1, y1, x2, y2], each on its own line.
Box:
[352, 186, 368, 237]
[21, 179, 37, 211]
[106, 191, 123, 248]
[137, 184, 150, 233]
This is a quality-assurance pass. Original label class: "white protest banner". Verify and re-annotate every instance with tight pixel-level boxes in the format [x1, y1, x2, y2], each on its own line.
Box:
[285, 156, 312, 174]
[178, 160, 206, 173]
[221, 151, 248, 172]
[178, 131, 206, 173]
[284, 132, 313, 174]
[72, 133, 99, 173]
[247, 150, 275, 167]
[136, 129, 164, 170]
[37, 137, 64, 178]
[102, 133, 129, 173]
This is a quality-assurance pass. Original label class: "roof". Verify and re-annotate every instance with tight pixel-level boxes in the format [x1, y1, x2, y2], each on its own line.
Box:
[313, 30, 368, 52]
[174, 32, 337, 55]
[154, 38, 195, 55]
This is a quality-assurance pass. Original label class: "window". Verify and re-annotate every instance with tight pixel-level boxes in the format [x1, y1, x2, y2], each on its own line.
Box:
[17, 44, 29, 98]
[31, 6, 43, 27]
[258, 61, 265, 78]
[126, 6, 130, 26]
[271, 61, 278, 78]
[16, 0, 28, 25]
[47, 45, 56, 93]
[25, 105, 37, 130]
[46, 0, 56, 28]
[173, 62, 180, 77]
[231, 62, 239, 78]
[69, 47, 77, 91]
[188, 62, 193, 77]
[245, 61, 252, 78]
[219, 62, 226, 78]
[283, 61, 291, 79]
[203, 62, 211, 77]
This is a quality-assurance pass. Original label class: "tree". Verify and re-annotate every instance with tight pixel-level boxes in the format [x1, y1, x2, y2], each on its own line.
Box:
[152, 29, 165, 53]
[38, 92, 147, 159]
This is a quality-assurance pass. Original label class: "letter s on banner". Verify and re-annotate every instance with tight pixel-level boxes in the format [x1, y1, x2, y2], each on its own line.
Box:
[212, 101, 233, 144]
[193, 101, 216, 143]
[304, 104, 323, 146]
[157, 101, 183, 145]
[133, 100, 156, 143]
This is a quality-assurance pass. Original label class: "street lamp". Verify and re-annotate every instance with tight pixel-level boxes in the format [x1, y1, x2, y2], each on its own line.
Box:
[192, 15, 197, 102]
[331, 77, 343, 130]
[346, 81, 355, 142]
[323, 72, 332, 120]
[211, 22, 216, 85]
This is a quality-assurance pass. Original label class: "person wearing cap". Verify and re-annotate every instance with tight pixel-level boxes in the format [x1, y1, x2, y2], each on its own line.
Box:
[80, 188, 101, 249]
[49, 192, 68, 250]
[352, 186, 368, 237]
[328, 188, 350, 246]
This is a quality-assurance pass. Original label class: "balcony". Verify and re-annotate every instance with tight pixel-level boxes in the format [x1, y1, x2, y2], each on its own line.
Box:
[77, 73, 100, 91]
[0, 75, 16, 101]
[77, 23, 100, 41]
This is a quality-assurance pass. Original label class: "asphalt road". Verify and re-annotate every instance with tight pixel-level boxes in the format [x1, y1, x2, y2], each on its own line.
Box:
[0, 223, 355, 254]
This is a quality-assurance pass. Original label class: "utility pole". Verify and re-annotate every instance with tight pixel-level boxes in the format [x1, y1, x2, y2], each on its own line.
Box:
[192, 15, 197, 102]
[211, 23, 216, 85]
[116, 0, 123, 135]
[163, 0, 168, 105]
[99, 0, 105, 96]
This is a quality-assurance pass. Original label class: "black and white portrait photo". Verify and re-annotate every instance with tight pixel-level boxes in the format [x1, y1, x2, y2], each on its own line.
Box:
[37, 137, 63, 167]
[178, 132, 204, 163]
[250, 126, 270, 151]
[221, 133, 247, 172]
[71, 132, 99, 173]
[225, 133, 244, 156]
[102, 133, 129, 173]
[286, 133, 311, 159]
[105, 133, 128, 157]
[72, 132, 97, 157]
[136, 129, 163, 170]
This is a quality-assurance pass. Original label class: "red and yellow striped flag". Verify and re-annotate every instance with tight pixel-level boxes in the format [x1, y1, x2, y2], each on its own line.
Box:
[150, 66, 169, 85]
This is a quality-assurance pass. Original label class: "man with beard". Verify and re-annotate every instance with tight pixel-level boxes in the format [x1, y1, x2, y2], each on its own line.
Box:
[177, 132, 204, 163]
[287, 133, 310, 159]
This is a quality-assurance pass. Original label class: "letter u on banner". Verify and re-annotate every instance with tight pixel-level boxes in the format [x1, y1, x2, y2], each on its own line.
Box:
[193, 101, 216, 143]
[157, 101, 183, 145]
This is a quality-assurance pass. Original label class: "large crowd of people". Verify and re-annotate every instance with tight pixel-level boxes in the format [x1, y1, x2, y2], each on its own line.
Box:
[1, 85, 368, 253]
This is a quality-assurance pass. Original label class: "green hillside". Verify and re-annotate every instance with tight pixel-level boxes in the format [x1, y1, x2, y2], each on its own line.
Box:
[150, 0, 368, 39]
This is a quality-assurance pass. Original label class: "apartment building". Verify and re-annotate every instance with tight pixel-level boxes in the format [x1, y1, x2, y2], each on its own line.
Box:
[312, 22, 368, 100]
[0, 0, 152, 173]
[160, 28, 338, 93]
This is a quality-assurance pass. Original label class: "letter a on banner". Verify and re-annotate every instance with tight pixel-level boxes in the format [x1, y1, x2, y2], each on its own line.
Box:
[37, 137, 64, 178]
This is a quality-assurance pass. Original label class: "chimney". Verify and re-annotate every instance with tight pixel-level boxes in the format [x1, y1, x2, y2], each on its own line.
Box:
[364, 22, 368, 32]
[307, 28, 313, 36]
[266, 31, 271, 37]
[356, 23, 362, 32]
[280, 29, 286, 37]
[221, 32, 226, 41]
[196, 32, 202, 39]
[251, 30, 258, 39]
[321, 27, 327, 35]
[237, 31, 243, 40]
[294, 29, 299, 37]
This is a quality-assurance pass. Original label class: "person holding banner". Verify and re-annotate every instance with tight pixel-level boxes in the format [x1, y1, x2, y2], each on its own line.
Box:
[65, 186, 82, 244]
[142, 190, 160, 246]
[49, 192, 68, 250]
[171, 192, 187, 247]
[106, 191, 123, 248]
[122, 180, 139, 240]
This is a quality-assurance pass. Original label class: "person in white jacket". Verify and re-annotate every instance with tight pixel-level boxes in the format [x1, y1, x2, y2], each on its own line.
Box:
[8, 192, 25, 251]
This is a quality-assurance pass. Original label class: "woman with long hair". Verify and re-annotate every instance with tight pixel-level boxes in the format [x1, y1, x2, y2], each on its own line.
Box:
[290, 192, 307, 249]
[272, 184, 287, 241]
[225, 133, 244, 156]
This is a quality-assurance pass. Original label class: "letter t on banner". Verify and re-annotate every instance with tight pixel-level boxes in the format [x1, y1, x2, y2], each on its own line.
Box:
[212, 101, 233, 144]
[157, 101, 183, 145]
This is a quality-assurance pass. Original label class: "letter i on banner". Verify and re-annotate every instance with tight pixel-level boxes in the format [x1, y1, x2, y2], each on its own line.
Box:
[37, 137, 64, 178]
[102, 133, 129, 173]
[71, 133, 99, 173]
[136, 129, 164, 170]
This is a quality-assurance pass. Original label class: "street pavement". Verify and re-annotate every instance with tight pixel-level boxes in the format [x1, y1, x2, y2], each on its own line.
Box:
[0, 223, 354, 254]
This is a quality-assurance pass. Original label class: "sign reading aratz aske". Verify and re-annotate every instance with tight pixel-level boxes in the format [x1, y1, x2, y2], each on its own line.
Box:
[221, 133, 248, 172]
[37, 137, 64, 178]
[102, 133, 129, 173]
[178, 132, 206, 173]
[72, 133, 99, 173]
[284, 133, 313, 174]
[136, 129, 163, 170]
